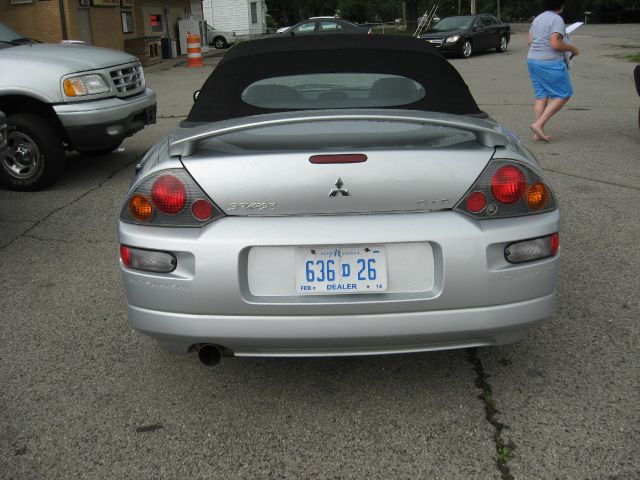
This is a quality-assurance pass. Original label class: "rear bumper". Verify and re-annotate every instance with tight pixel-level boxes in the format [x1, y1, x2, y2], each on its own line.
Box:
[118, 209, 560, 357]
[54, 88, 156, 150]
[128, 294, 555, 356]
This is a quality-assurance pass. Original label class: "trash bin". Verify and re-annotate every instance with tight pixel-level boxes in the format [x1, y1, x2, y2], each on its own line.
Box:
[161, 38, 176, 59]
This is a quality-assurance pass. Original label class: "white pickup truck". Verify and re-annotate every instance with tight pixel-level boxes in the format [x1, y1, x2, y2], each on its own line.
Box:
[0, 22, 156, 190]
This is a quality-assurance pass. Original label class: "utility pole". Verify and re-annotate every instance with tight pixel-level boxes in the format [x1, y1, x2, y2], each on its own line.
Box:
[497, 0, 501, 20]
[458, 0, 461, 15]
[470, 0, 476, 15]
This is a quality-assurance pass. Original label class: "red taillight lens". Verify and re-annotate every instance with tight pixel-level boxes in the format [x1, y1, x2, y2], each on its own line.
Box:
[192, 199, 214, 220]
[120, 245, 131, 266]
[491, 165, 526, 204]
[309, 154, 367, 164]
[465, 191, 486, 213]
[151, 175, 187, 214]
[550, 233, 560, 256]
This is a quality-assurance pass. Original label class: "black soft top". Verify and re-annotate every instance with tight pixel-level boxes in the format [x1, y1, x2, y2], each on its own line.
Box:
[185, 34, 482, 124]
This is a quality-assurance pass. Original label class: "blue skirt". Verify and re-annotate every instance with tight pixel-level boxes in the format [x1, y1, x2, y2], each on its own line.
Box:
[527, 60, 573, 99]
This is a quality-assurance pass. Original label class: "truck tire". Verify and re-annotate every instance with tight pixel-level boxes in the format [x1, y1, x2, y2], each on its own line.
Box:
[213, 36, 228, 49]
[0, 113, 65, 191]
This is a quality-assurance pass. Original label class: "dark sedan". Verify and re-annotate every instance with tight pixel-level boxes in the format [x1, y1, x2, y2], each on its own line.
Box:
[420, 14, 510, 58]
[279, 17, 372, 36]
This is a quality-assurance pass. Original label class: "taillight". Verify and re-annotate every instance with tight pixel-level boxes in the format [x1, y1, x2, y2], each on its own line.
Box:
[120, 168, 224, 227]
[525, 182, 549, 210]
[120, 245, 176, 273]
[465, 191, 486, 213]
[151, 175, 187, 214]
[491, 165, 526, 204]
[129, 194, 153, 222]
[192, 199, 214, 220]
[505, 233, 559, 263]
[455, 160, 557, 219]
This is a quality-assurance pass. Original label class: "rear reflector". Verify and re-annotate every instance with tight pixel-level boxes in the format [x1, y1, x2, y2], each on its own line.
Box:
[504, 233, 559, 264]
[309, 154, 367, 164]
[192, 199, 214, 221]
[120, 245, 176, 273]
[465, 191, 486, 213]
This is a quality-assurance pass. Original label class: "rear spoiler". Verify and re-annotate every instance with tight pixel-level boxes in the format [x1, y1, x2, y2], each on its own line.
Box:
[168, 109, 510, 157]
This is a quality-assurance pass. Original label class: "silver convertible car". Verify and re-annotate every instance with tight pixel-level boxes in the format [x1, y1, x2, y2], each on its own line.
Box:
[118, 35, 560, 366]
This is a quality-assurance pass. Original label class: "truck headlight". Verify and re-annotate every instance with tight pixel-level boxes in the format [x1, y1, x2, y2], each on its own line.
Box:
[63, 74, 110, 97]
[445, 35, 460, 44]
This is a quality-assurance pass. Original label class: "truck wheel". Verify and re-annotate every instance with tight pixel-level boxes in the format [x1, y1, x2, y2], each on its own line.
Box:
[213, 36, 228, 49]
[0, 114, 64, 191]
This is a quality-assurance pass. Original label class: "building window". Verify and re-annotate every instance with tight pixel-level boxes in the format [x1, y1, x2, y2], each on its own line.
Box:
[250, 2, 258, 24]
[149, 14, 164, 33]
[122, 11, 134, 33]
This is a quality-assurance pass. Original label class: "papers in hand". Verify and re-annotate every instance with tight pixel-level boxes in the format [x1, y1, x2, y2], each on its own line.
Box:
[566, 22, 584, 34]
[564, 22, 583, 69]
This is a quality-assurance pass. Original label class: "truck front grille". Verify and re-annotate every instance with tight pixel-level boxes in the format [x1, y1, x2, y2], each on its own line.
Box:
[110, 63, 145, 96]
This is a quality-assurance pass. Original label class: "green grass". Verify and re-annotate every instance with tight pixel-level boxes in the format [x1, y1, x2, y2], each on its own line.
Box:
[628, 53, 640, 63]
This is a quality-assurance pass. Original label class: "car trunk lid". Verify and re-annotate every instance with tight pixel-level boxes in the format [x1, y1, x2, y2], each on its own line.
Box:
[176, 112, 503, 216]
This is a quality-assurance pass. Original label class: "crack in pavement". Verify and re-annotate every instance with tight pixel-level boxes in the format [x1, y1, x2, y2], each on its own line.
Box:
[542, 167, 640, 192]
[0, 156, 143, 252]
[21, 234, 115, 245]
[466, 347, 515, 480]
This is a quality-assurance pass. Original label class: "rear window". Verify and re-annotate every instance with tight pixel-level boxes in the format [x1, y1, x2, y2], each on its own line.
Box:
[241, 73, 426, 110]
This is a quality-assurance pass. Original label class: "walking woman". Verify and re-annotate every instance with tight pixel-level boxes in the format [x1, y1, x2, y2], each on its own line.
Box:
[527, 0, 580, 141]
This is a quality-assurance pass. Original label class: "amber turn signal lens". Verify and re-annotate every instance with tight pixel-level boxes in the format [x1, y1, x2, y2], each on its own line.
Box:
[63, 79, 79, 97]
[525, 182, 548, 210]
[129, 194, 153, 221]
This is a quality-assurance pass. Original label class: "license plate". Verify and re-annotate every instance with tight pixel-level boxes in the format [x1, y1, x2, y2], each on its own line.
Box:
[295, 246, 387, 295]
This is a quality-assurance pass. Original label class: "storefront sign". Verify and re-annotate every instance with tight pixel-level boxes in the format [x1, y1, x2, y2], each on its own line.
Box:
[121, 0, 134, 7]
[92, 0, 119, 7]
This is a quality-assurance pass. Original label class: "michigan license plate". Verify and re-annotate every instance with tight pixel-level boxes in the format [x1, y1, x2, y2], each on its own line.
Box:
[295, 246, 387, 295]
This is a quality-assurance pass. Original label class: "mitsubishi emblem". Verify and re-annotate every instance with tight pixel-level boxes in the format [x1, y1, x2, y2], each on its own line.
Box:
[329, 177, 350, 197]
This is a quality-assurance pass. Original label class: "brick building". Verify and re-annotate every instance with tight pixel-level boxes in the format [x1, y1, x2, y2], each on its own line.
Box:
[1, 0, 197, 64]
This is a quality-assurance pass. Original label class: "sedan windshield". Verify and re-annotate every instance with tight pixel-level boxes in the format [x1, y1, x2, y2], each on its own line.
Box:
[432, 17, 474, 31]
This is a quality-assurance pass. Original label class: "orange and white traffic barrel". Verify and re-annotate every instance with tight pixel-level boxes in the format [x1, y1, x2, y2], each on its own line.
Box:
[186, 33, 204, 68]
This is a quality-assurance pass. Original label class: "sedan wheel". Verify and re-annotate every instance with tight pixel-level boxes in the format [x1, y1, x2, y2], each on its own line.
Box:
[213, 37, 228, 49]
[497, 35, 508, 53]
[0, 114, 64, 191]
[462, 40, 473, 58]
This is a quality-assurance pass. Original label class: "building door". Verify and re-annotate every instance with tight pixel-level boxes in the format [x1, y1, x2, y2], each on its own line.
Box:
[76, 9, 93, 44]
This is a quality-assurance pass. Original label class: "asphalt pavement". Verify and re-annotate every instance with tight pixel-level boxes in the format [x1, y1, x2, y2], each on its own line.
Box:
[1, 24, 638, 479]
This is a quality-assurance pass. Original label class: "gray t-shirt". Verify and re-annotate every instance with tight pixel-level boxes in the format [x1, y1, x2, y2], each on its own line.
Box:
[527, 11, 567, 62]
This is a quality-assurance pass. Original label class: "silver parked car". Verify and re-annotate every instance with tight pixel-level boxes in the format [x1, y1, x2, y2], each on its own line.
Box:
[205, 23, 236, 49]
[118, 35, 560, 366]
